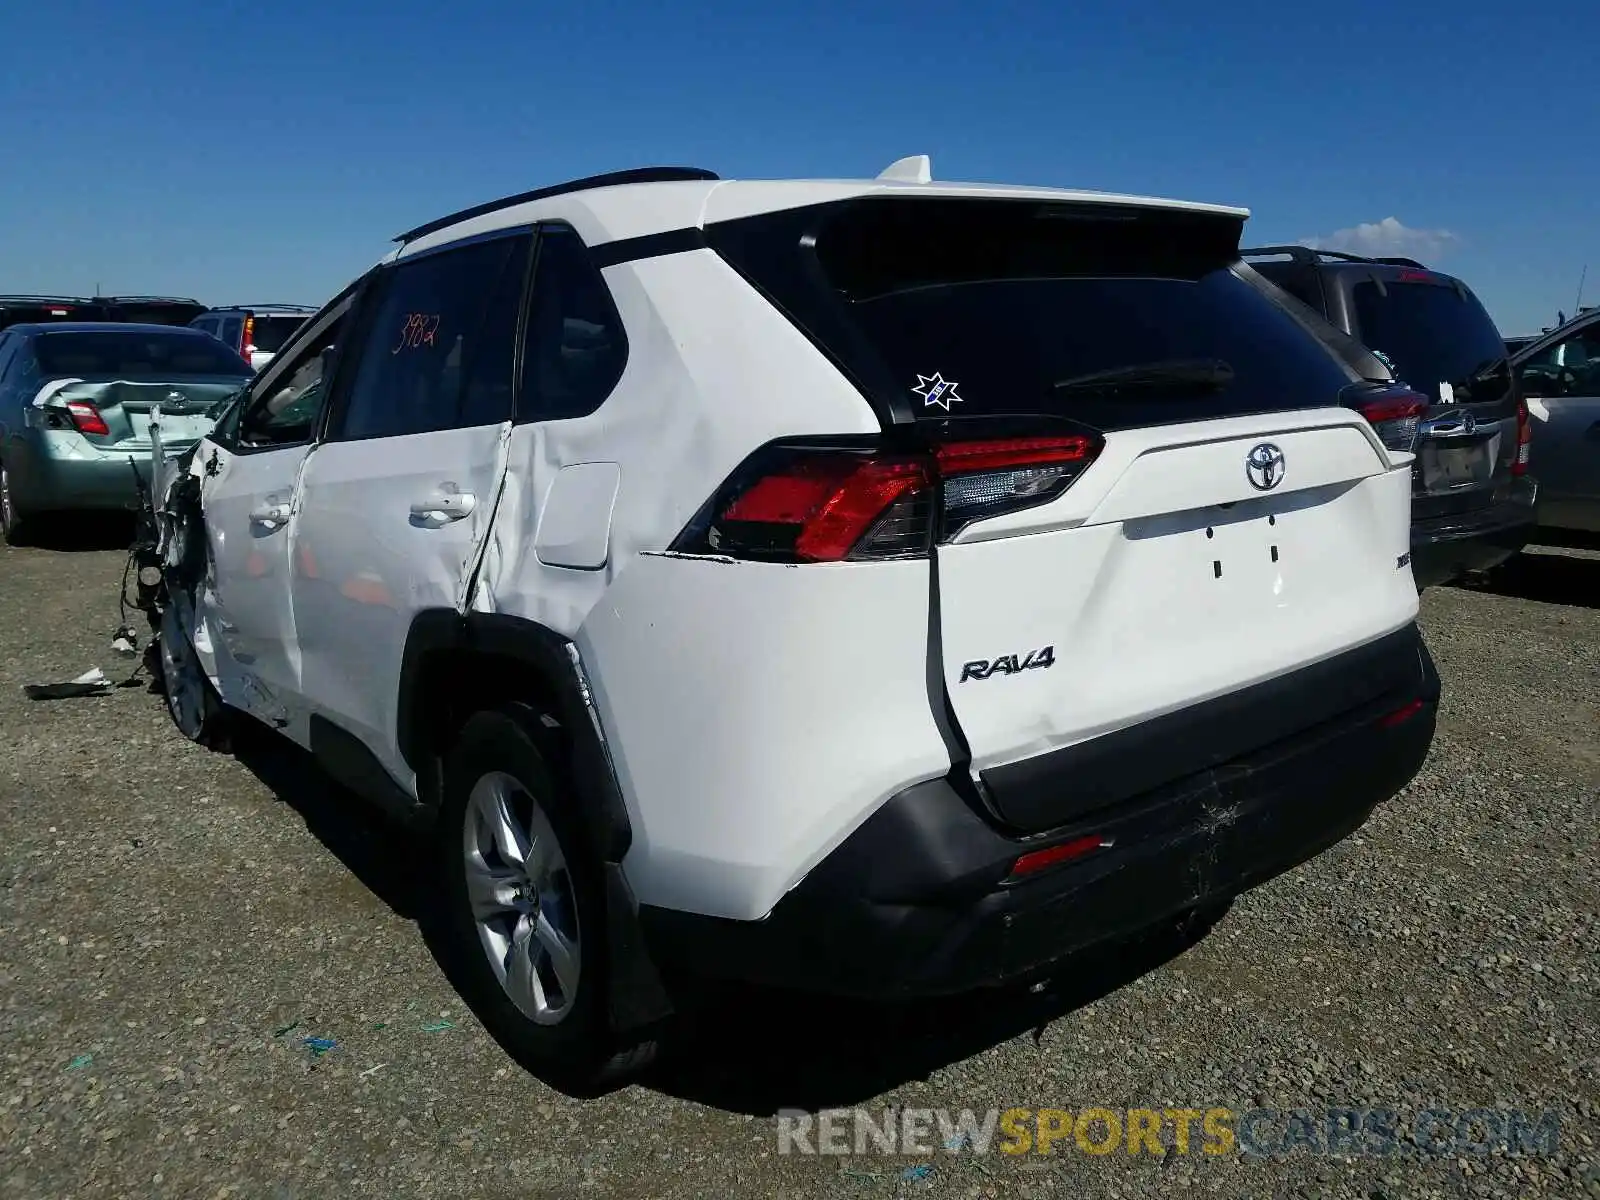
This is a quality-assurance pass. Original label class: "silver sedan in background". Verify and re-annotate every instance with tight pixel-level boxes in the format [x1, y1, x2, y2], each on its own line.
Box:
[1513, 308, 1600, 540]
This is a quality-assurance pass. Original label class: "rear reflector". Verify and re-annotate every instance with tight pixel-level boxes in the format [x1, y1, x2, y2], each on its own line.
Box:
[1380, 699, 1425, 728]
[694, 434, 1101, 563]
[1512, 398, 1532, 476]
[1358, 391, 1427, 453]
[1011, 834, 1109, 878]
[63, 399, 110, 436]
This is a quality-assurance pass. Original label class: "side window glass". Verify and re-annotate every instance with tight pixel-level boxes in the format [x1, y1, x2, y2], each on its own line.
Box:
[193, 318, 219, 338]
[0, 335, 16, 384]
[219, 317, 244, 349]
[520, 226, 628, 421]
[1523, 326, 1600, 396]
[238, 317, 346, 447]
[336, 235, 527, 441]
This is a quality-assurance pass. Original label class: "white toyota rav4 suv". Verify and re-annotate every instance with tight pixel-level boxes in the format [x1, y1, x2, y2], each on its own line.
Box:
[140, 160, 1440, 1088]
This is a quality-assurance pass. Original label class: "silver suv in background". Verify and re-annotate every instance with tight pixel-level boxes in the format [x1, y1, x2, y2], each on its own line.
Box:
[189, 304, 316, 371]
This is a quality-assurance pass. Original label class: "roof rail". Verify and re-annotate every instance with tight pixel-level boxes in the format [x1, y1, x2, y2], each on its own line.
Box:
[210, 303, 318, 313]
[394, 166, 720, 245]
[100, 294, 203, 304]
[0, 294, 104, 304]
[1240, 245, 1429, 270]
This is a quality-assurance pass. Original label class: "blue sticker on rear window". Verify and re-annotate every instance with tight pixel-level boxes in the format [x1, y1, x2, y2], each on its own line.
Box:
[913, 372, 963, 411]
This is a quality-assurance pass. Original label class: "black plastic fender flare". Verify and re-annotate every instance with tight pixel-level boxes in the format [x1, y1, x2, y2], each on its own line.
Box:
[397, 610, 671, 1033]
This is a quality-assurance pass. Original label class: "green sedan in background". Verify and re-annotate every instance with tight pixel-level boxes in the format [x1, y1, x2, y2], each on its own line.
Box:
[0, 323, 253, 543]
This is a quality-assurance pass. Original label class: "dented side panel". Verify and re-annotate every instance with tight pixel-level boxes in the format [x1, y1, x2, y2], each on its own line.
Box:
[288, 420, 509, 788]
[472, 248, 880, 635]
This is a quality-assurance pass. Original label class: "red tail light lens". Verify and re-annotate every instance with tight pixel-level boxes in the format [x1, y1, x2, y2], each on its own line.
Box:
[1358, 391, 1427, 453]
[63, 399, 110, 436]
[691, 434, 1102, 563]
[242, 314, 255, 359]
[1512, 398, 1531, 476]
[720, 455, 932, 562]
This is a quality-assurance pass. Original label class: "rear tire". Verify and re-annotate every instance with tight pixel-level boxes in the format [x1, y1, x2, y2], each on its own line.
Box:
[436, 708, 656, 1093]
[155, 594, 230, 750]
[0, 462, 33, 546]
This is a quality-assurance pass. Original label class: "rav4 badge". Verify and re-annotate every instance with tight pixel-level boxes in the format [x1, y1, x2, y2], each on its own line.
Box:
[959, 646, 1056, 682]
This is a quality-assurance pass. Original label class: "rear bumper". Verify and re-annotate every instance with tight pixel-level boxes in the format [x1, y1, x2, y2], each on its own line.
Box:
[1410, 477, 1538, 587]
[640, 623, 1440, 999]
[6, 433, 180, 514]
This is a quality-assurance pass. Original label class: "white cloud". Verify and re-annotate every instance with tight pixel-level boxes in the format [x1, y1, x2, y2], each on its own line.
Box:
[1299, 217, 1458, 260]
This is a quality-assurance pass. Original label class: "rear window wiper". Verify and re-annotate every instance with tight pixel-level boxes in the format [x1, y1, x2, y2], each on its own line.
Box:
[1053, 358, 1235, 395]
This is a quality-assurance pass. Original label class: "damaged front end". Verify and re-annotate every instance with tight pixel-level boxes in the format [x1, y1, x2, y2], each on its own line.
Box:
[132, 406, 209, 642]
[128, 405, 238, 744]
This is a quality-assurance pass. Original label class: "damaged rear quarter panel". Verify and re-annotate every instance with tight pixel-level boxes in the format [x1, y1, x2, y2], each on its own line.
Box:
[473, 248, 945, 921]
[474, 247, 880, 632]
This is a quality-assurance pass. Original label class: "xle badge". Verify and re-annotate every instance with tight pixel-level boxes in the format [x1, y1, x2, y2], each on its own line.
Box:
[960, 646, 1056, 683]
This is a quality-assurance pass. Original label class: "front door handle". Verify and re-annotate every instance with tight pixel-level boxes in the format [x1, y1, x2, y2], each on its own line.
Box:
[409, 488, 477, 524]
[249, 501, 292, 530]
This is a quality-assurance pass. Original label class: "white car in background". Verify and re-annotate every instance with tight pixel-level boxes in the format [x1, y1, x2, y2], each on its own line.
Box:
[188, 303, 317, 371]
[140, 159, 1441, 1089]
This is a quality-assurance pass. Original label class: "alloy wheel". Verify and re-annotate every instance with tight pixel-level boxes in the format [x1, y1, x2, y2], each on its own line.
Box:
[461, 771, 582, 1025]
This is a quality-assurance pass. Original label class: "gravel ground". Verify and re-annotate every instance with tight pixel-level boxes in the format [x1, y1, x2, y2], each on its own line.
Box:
[1, 526, 1596, 1199]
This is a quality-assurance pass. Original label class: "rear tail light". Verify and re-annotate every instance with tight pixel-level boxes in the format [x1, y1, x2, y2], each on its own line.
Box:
[681, 433, 1102, 563]
[1358, 390, 1427, 453]
[1512, 397, 1532, 476]
[241, 314, 255, 359]
[63, 399, 110, 436]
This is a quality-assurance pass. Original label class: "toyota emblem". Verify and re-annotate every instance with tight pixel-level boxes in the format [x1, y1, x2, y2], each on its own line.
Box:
[1245, 442, 1286, 491]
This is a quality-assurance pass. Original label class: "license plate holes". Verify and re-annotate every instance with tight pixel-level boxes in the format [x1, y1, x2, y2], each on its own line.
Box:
[1428, 443, 1493, 488]
[1204, 513, 1285, 582]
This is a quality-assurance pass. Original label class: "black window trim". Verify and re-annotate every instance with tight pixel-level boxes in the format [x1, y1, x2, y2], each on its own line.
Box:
[512, 219, 631, 426]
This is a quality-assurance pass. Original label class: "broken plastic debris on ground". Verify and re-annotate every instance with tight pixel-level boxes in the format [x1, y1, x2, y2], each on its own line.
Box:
[23, 667, 116, 701]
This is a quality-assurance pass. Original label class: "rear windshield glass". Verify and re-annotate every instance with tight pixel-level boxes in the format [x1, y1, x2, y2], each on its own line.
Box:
[713, 198, 1357, 430]
[0, 303, 112, 331]
[35, 331, 254, 378]
[1352, 280, 1508, 404]
[250, 315, 309, 354]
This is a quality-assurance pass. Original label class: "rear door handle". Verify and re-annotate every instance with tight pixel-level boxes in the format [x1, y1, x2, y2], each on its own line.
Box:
[409, 489, 477, 524]
[249, 501, 292, 530]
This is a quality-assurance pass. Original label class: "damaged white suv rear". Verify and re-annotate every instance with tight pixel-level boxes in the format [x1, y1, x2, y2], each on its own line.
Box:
[139, 161, 1440, 1088]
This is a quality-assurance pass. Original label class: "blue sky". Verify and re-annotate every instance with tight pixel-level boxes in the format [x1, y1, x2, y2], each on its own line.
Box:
[0, 0, 1593, 335]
